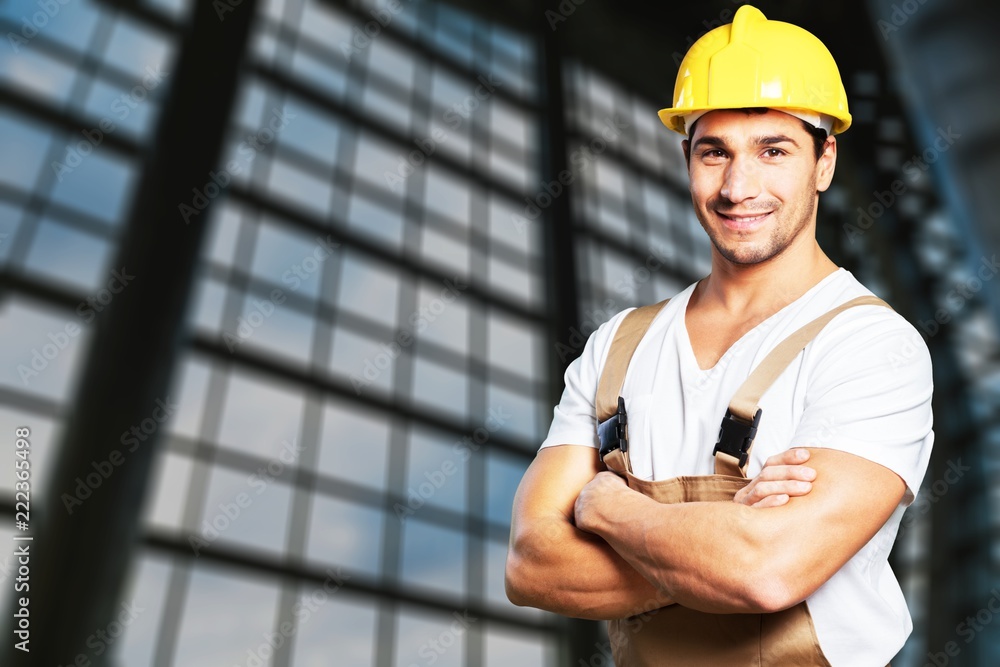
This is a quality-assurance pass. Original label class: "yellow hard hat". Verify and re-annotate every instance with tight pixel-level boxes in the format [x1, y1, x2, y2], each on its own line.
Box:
[658, 5, 851, 136]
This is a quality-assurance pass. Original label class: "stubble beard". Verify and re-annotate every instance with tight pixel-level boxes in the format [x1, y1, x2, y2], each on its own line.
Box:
[696, 192, 817, 266]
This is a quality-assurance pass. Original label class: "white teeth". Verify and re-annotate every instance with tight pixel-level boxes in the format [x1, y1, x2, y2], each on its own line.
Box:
[724, 213, 768, 222]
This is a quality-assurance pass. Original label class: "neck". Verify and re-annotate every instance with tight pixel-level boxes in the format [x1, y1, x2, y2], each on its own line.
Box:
[696, 238, 839, 315]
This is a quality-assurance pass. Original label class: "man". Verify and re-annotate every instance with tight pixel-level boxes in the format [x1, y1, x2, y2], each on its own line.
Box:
[506, 5, 933, 666]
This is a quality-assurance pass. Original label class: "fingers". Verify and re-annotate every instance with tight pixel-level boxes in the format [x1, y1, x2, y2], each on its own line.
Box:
[751, 493, 789, 508]
[749, 479, 813, 498]
[762, 448, 811, 468]
[754, 464, 817, 483]
[734, 479, 812, 506]
[734, 449, 819, 507]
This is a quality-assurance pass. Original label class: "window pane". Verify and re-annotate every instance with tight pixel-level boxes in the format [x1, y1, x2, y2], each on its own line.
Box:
[173, 566, 281, 666]
[406, 426, 468, 514]
[411, 355, 468, 422]
[306, 495, 384, 578]
[485, 451, 528, 525]
[203, 201, 244, 268]
[0, 298, 92, 403]
[48, 147, 135, 224]
[485, 384, 540, 445]
[487, 310, 541, 381]
[144, 450, 194, 531]
[217, 370, 304, 459]
[488, 255, 538, 309]
[0, 47, 77, 106]
[189, 276, 229, 335]
[290, 45, 348, 100]
[329, 325, 397, 396]
[415, 278, 469, 355]
[251, 217, 333, 299]
[112, 553, 174, 667]
[317, 401, 390, 492]
[395, 607, 468, 667]
[484, 626, 554, 667]
[279, 94, 342, 169]
[265, 155, 335, 220]
[195, 465, 293, 557]
[0, 111, 55, 192]
[348, 192, 406, 250]
[336, 251, 401, 329]
[291, 591, 378, 667]
[424, 166, 470, 226]
[400, 518, 466, 598]
[420, 225, 469, 277]
[366, 36, 415, 92]
[24, 219, 112, 291]
[103, 15, 174, 82]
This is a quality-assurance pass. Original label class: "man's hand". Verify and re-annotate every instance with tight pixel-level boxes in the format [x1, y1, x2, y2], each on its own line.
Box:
[574, 449, 817, 531]
[734, 448, 816, 508]
[574, 471, 629, 535]
[570, 448, 905, 613]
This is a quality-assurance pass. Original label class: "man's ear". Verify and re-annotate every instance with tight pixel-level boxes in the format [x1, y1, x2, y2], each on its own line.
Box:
[682, 138, 691, 166]
[816, 136, 837, 192]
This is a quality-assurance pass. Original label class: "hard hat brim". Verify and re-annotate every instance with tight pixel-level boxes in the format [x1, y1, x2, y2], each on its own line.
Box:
[657, 106, 852, 136]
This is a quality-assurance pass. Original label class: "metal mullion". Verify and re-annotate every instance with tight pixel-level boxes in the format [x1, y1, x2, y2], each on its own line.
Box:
[204, 262, 322, 322]
[576, 223, 699, 288]
[249, 1, 333, 661]
[187, 334, 539, 459]
[156, 33, 272, 667]
[153, 358, 232, 666]
[314, 0, 537, 115]
[462, 16, 498, 667]
[0, 180, 134, 238]
[139, 529, 560, 633]
[249, 60, 528, 206]
[6, 11, 131, 271]
[91, 0, 180, 33]
[0, 386, 61, 419]
[227, 183, 547, 324]
[565, 126, 691, 201]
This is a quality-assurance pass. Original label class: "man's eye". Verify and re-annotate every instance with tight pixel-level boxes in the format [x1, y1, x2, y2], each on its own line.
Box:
[702, 149, 726, 159]
[763, 148, 785, 158]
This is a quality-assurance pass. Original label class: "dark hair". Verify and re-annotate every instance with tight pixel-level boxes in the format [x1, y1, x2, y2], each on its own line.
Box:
[800, 121, 829, 161]
[686, 108, 828, 161]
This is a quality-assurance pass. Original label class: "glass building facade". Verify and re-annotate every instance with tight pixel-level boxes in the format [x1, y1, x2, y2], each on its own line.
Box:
[1, 0, 998, 665]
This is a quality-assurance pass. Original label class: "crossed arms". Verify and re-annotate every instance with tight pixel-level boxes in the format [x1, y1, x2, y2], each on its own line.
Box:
[505, 444, 905, 619]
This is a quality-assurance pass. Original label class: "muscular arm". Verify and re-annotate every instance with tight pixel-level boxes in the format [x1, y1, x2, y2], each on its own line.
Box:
[505, 445, 671, 619]
[574, 447, 906, 614]
[505, 445, 818, 618]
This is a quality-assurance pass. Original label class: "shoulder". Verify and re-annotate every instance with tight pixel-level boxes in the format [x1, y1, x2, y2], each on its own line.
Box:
[815, 271, 927, 348]
[804, 271, 932, 385]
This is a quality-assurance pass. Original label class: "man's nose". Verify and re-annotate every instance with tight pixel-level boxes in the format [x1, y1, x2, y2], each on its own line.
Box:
[720, 156, 761, 203]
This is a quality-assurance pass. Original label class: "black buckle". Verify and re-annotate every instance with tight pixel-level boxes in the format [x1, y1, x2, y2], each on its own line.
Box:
[713, 408, 763, 468]
[598, 397, 628, 458]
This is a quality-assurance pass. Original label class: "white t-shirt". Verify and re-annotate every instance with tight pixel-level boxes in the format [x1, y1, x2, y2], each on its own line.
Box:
[540, 268, 934, 667]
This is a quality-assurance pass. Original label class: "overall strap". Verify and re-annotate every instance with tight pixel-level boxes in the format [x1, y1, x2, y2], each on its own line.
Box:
[713, 295, 892, 476]
[594, 293, 893, 477]
[595, 299, 671, 422]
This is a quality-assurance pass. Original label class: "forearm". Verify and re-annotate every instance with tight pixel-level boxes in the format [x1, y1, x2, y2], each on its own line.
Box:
[506, 513, 673, 619]
[578, 449, 906, 615]
[586, 490, 790, 613]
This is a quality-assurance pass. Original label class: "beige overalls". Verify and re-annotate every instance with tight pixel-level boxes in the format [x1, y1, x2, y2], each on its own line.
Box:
[595, 295, 891, 666]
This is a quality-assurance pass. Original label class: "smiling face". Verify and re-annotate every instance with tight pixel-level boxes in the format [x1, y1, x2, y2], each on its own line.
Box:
[683, 109, 836, 267]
